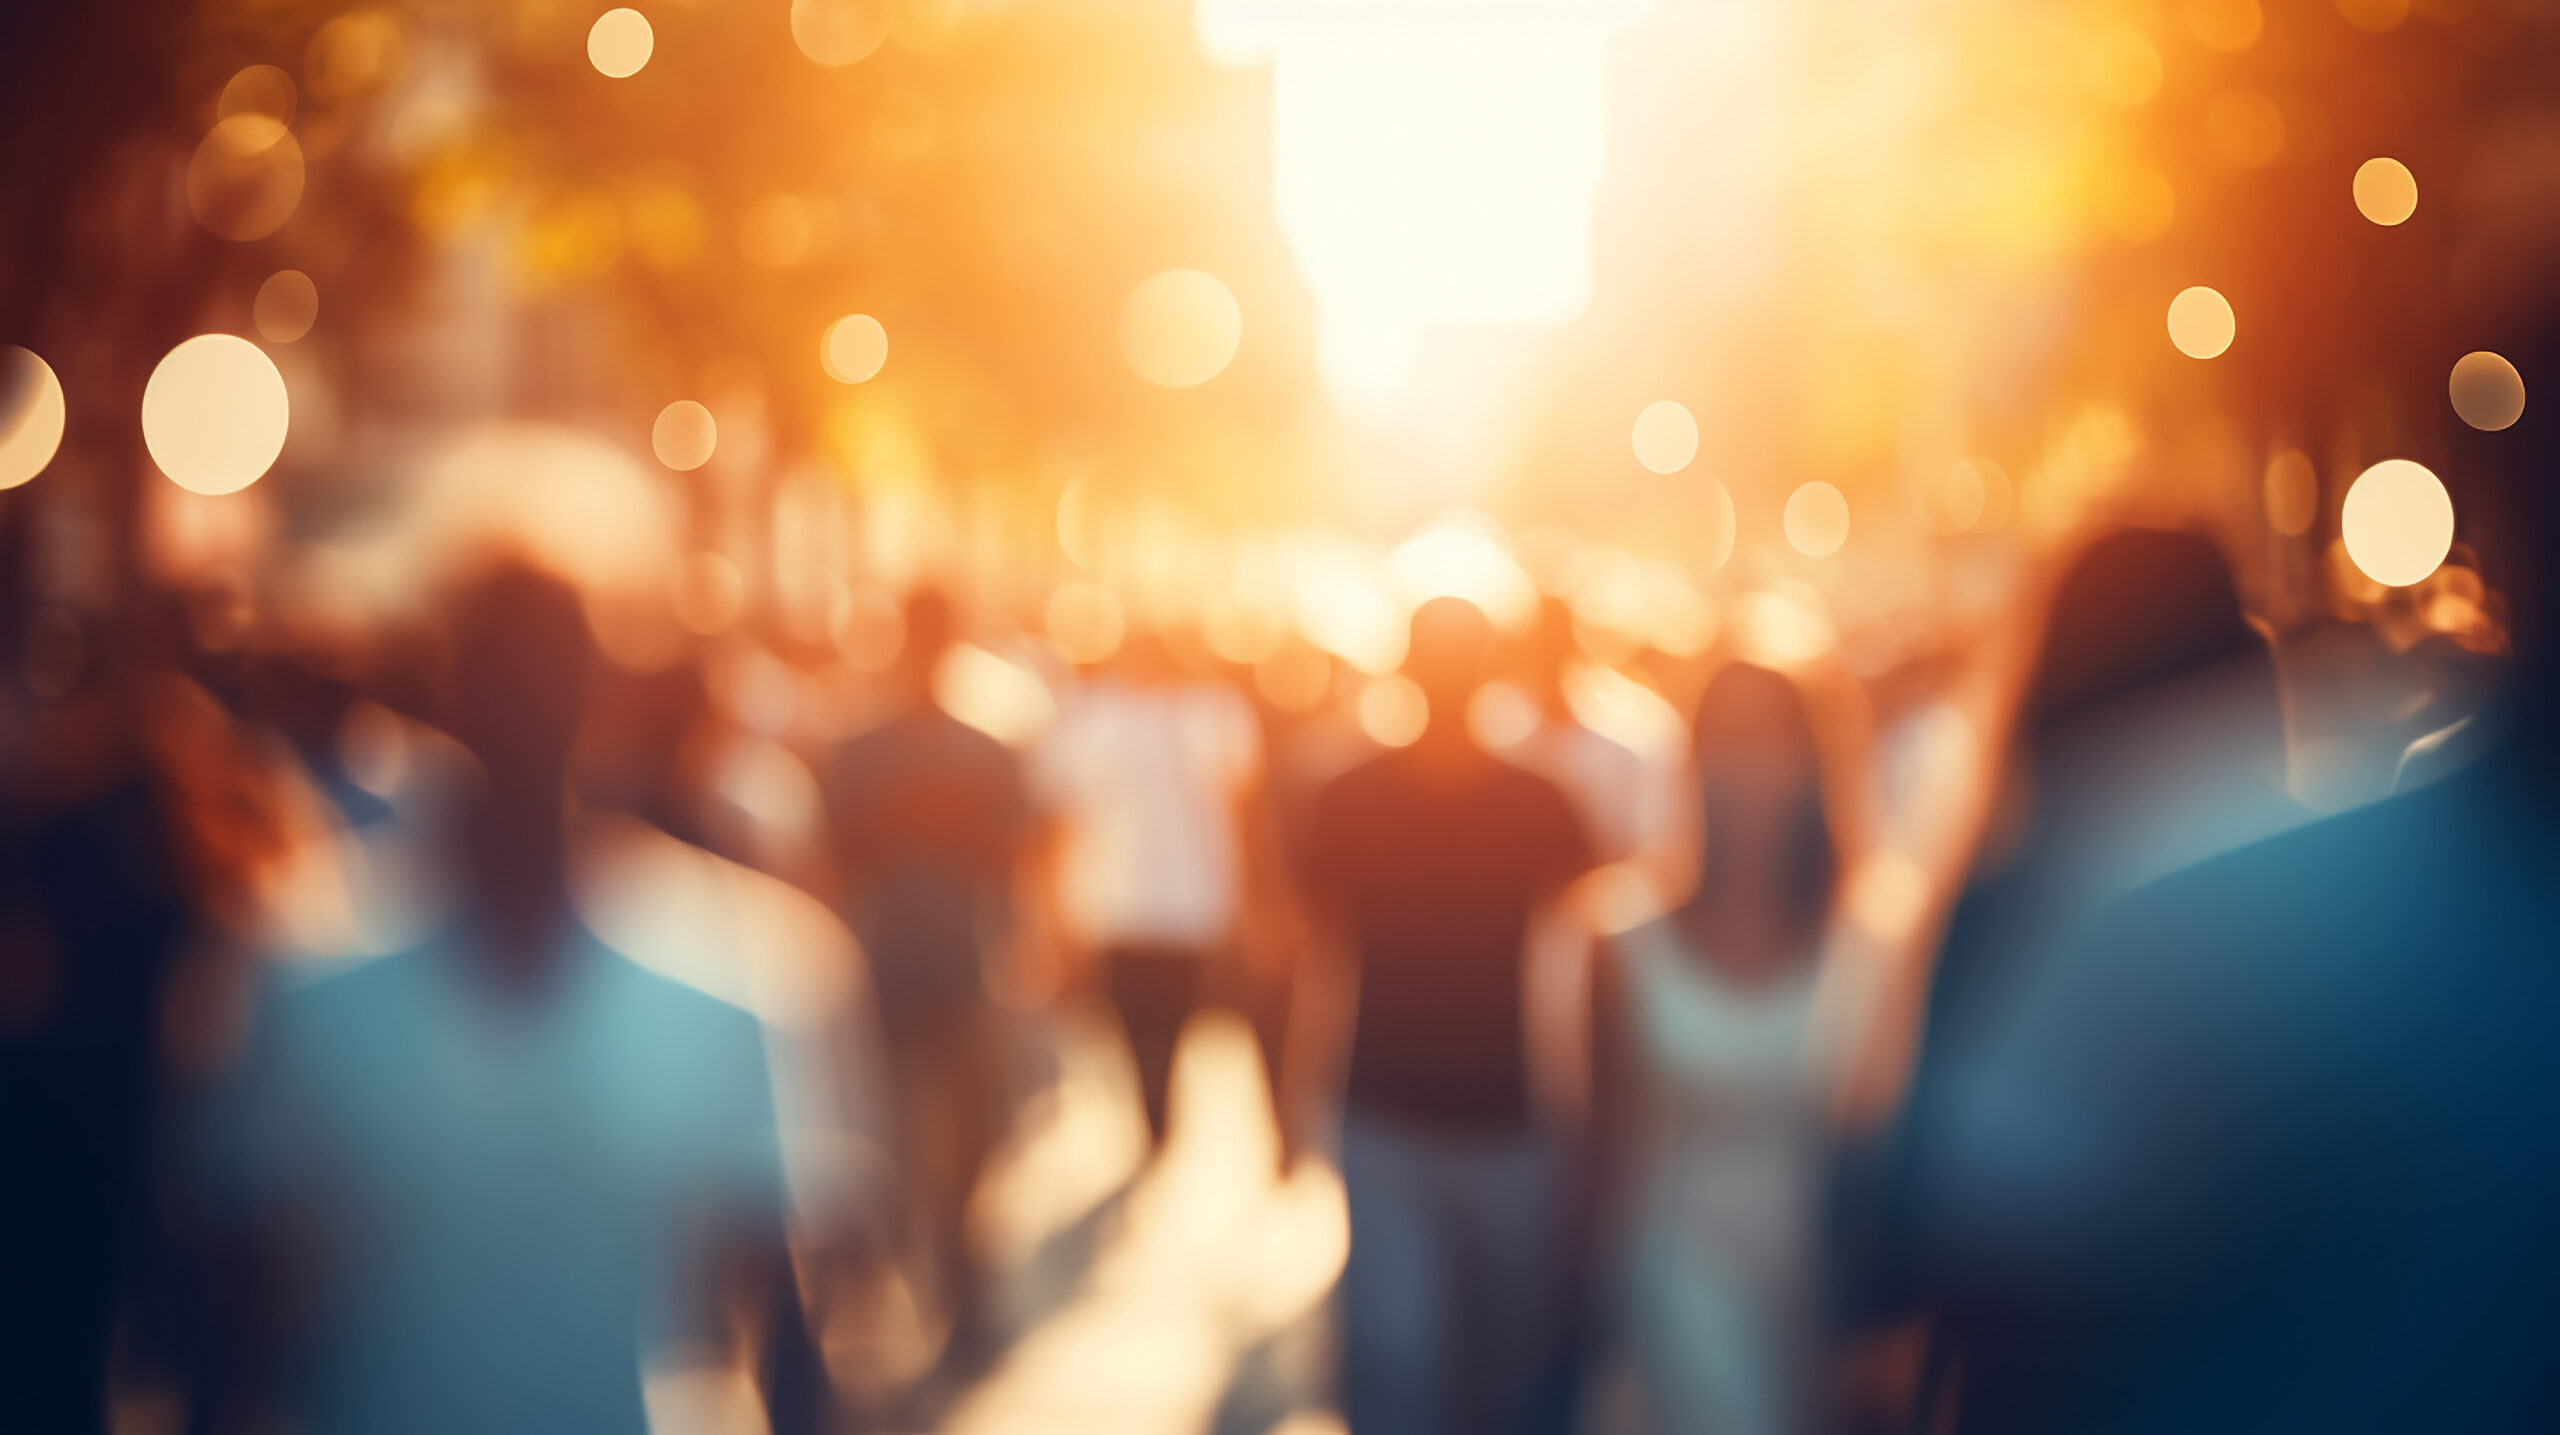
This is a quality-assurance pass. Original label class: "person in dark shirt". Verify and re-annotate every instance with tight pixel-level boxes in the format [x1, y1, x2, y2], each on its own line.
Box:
[1858, 307, 2560, 1435]
[1304, 595, 1595, 1435]
[824, 588, 1032, 1363]
[1841, 528, 2305, 1431]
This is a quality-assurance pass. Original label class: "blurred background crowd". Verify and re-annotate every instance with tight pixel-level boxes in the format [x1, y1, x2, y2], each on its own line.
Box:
[4, 0, 2559, 1432]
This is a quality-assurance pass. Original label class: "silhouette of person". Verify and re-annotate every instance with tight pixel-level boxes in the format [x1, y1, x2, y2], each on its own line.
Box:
[200, 562, 828, 1435]
[1032, 629, 1262, 1151]
[1589, 662, 1844, 1435]
[1304, 595, 1596, 1435]
[1862, 344, 2560, 1429]
[823, 587, 1031, 1359]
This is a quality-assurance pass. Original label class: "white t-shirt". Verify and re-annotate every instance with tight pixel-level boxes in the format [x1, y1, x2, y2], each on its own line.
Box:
[1032, 679, 1260, 951]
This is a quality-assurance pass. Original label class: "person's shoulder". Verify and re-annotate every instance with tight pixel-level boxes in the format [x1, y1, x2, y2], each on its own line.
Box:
[2083, 762, 2515, 981]
[594, 939, 765, 1038]
[268, 944, 434, 1016]
[1486, 750, 1585, 822]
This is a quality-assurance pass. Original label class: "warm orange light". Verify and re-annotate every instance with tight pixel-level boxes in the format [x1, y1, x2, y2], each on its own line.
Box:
[2167, 285, 2236, 359]
[822, 315, 889, 384]
[142, 335, 290, 496]
[791, 0, 891, 67]
[254, 270, 320, 344]
[2353, 158, 2417, 226]
[588, 8, 654, 78]
[1631, 400, 1698, 475]
[2083, 29, 2162, 107]
[672, 552, 743, 634]
[0, 347, 67, 491]
[1784, 482, 1850, 557]
[306, 10, 401, 103]
[1357, 674, 1428, 748]
[2204, 92, 2284, 169]
[2263, 449, 2318, 537]
[2097, 167, 2176, 242]
[219, 64, 297, 126]
[739, 194, 820, 269]
[652, 401, 717, 470]
[2341, 458, 2453, 588]
[2334, 0, 2409, 33]
[187, 115, 305, 241]
[1120, 270, 1241, 388]
[2448, 351, 2525, 432]
[1046, 581, 1127, 666]
[2183, 0, 2262, 51]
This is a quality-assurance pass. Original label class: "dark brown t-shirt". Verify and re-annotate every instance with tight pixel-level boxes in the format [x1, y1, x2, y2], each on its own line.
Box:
[1308, 747, 1593, 1132]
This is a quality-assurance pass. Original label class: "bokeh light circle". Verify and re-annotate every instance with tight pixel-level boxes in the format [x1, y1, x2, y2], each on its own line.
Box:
[2167, 285, 2236, 359]
[0, 347, 67, 491]
[1357, 674, 1429, 748]
[790, 0, 892, 67]
[1631, 400, 1698, 474]
[2448, 351, 2525, 432]
[254, 270, 320, 343]
[1119, 269, 1242, 388]
[2353, 157, 2417, 226]
[186, 115, 306, 241]
[2263, 449, 2319, 538]
[588, 8, 654, 78]
[2183, 0, 2262, 52]
[1784, 482, 1850, 557]
[652, 400, 717, 470]
[2341, 458, 2454, 588]
[218, 64, 297, 126]
[822, 314, 889, 384]
[142, 335, 290, 496]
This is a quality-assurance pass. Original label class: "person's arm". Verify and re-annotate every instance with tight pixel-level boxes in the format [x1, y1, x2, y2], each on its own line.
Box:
[1567, 937, 1639, 1298]
[742, 1219, 834, 1435]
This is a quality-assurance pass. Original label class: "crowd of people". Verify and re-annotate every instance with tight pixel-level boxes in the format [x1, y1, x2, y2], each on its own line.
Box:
[5, 488, 2560, 1435]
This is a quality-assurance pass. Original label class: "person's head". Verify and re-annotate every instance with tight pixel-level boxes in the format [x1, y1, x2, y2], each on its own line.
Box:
[445, 560, 593, 796]
[2020, 527, 2272, 747]
[1688, 661, 1838, 964]
[1403, 595, 1495, 737]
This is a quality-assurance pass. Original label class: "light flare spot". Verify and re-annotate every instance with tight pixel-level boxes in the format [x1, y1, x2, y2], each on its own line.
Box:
[1784, 482, 1850, 558]
[652, 400, 717, 471]
[2352, 157, 2417, 227]
[822, 315, 888, 384]
[0, 347, 68, 492]
[588, 8, 654, 78]
[143, 335, 291, 496]
[2448, 351, 2525, 432]
[2341, 458, 2454, 588]
[2167, 285, 2236, 359]
[1120, 270, 1242, 388]
[1631, 399, 1698, 474]
[254, 270, 320, 344]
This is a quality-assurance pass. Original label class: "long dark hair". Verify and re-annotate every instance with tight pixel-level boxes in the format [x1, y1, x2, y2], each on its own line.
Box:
[1689, 661, 1840, 960]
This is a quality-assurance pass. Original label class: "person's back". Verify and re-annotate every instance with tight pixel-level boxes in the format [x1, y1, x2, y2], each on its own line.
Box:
[1304, 596, 1594, 1435]
[216, 931, 783, 1435]
[1893, 737, 2560, 1434]
[196, 562, 819, 1435]
[830, 701, 1026, 1023]
[1312, 745, 1588, 1130]
[1033, 644, 1262, 1147]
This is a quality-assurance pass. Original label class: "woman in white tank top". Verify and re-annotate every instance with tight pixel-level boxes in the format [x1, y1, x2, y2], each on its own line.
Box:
[1590, 661, 1847, 1435]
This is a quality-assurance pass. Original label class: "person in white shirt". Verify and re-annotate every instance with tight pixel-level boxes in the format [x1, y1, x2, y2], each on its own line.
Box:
[1031, 631, 1262, 1151]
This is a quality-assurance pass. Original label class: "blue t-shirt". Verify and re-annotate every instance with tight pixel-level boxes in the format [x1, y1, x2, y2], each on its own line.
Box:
[210, 927, 785, 1435]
